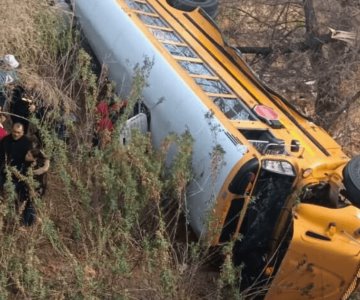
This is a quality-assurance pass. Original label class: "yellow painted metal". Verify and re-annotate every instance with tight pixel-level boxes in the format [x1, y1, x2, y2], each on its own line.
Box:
[266, 204, 360, 300]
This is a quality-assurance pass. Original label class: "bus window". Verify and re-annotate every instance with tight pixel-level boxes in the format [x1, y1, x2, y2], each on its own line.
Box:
[138, 14, 168, 28]
[240, 129, 286, 155]
[163, 43, 198, 58]
[213, 97, 255, 121]
[149, 28, 181, 42]
[178, 61, 214, 76]
[195, 78, 230, 94]
[125, 0, 155, 13]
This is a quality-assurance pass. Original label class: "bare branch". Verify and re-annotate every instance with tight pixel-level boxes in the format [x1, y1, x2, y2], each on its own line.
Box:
[329, 27, 357, 45]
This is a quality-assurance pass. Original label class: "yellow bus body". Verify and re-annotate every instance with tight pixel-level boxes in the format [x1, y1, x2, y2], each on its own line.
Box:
[74, 0, 360, 298]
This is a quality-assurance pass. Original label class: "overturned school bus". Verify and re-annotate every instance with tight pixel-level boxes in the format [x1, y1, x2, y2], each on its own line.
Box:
[73, 0, 360, 298]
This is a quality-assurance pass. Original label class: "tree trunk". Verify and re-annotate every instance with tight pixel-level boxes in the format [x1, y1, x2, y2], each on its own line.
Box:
[303, 0, 353, 127]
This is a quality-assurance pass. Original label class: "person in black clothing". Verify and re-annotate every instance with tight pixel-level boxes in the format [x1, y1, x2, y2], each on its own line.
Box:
[0, 123, 32, 224]
[0, 122, 32, 171]
[10, 85, 36, 133]
[18, 148, 50, 226]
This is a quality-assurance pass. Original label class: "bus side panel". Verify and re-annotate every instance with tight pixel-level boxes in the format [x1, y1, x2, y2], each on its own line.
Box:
[74, 0, 247, 237]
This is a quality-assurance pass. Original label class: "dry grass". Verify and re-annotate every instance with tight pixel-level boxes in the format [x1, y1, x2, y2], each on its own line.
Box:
[1, 0, 76, 110]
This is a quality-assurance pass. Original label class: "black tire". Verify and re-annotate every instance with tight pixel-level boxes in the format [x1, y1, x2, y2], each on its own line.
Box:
[343, 156, 360, 207]
[167, 0, 219, 19]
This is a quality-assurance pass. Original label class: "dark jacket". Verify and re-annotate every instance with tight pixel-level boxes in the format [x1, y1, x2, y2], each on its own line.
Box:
[0, 134, 32, 170]
[10, 86, 31, 131]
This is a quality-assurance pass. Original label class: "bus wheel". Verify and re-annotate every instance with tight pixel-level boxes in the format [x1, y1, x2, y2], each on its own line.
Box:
[167, 0, 219, 19]
[343, 156, 360, 207]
